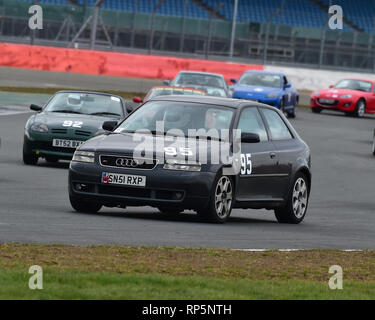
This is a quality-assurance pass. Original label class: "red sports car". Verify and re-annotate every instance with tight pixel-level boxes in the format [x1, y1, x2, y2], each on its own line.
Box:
[310, 79, 375, 117]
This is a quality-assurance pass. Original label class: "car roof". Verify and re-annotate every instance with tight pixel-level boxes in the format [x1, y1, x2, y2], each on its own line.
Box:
[149, 86, 206, 92]
[149, 94, 276, 110]
[176, 71, 225, 78]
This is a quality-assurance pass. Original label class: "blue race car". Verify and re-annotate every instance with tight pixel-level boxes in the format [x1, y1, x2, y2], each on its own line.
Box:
[230, 71, 298, 118]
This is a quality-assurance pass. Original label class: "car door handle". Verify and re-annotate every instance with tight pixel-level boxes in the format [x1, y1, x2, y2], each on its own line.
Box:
[269, 152, 276, 159]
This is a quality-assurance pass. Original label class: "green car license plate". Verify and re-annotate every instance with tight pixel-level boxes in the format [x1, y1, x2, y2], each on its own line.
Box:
[53, 139, 84, 149]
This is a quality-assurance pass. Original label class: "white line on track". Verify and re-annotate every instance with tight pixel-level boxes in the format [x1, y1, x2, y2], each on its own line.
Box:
[0, 106, 30, 116]
[233, 249, 364, 252]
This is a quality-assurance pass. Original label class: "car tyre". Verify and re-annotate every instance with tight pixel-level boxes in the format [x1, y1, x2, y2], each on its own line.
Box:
[197, 174, 233, 223]
[23, 149, 38, 165]
[288, 110, 296, 118]
[280, 99, 289, 118]
[274, 172, 309, 224]
[311, 107, 322, 114]
[354, 99, 366, 118]
[69, 195, 102, 213]
[287, 97, 298, 118]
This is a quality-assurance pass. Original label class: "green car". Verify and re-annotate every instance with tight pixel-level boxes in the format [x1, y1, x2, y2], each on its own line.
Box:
[23, 91, 128, 165]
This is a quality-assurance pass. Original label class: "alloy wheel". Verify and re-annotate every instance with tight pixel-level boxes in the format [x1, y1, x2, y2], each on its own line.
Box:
[214, 176, 233, 219]
[292, 178, 308, 218]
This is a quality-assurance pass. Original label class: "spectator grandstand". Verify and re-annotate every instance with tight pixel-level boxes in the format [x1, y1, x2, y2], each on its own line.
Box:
[16, 0, 370, 32]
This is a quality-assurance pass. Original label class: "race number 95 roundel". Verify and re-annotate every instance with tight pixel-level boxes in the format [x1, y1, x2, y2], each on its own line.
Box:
[241, 153, 252, 175]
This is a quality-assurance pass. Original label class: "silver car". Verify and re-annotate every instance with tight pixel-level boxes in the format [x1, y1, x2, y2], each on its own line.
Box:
[164, 71, 231, 97]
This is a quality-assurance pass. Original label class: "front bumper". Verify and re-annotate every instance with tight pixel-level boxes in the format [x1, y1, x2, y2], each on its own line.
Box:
[24, 132, 89, 160]
[310, 97, 354, 112]
[69, 160, 217, 209]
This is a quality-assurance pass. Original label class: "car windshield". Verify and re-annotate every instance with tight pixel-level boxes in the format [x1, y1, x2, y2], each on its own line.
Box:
[238, 73, 282, 88]
[146, 87, 205, 101]
[44, 92, 123, 117]
[115, 101, 234, 136]
[174, 73, 225, 89]
[334, 80, 372, 92]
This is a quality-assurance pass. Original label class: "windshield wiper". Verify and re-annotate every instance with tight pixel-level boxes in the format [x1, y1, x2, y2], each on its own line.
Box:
[90, 112, 121, 117]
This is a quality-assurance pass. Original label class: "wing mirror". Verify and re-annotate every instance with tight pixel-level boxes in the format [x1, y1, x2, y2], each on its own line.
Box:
[329, 85, 334, 88]
[163, 80, 170, 85]
[285, 83, 291, 88]
[132, 96, 143, 103]
[126, 103, 134, 113]
[102, 121, 118, 132]
[230, 78, 237, 84]
[30, 104, 42, 111]
[241, 132, 260, 143]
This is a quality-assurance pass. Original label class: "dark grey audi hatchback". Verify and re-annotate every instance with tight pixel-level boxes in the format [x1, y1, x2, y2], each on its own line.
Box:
[69, 95, 311, 224]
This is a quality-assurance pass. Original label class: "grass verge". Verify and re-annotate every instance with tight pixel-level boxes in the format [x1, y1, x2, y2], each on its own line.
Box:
[1, 269, 374, 300]
[0, 244, 374, 299]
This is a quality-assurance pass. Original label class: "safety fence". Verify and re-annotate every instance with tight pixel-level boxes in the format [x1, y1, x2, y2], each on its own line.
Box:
[1, 0, 375, 72]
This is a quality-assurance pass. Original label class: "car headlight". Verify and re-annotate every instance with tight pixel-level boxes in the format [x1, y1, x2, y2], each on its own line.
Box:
[266, 93, 279, 98]
[163, 159, 201, 172]
[72, 151, 95, 163]
[313, 91, 320, 96]
[340, 94, 352, 98]
[30, 123, 48, 133]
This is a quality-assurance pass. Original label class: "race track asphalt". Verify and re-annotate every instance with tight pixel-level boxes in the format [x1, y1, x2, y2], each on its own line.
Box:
[1, 102, 374, 249]
[0, 66, 312, 106]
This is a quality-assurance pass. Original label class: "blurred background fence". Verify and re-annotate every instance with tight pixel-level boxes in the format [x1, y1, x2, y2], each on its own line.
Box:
[1, 0, 375, 72]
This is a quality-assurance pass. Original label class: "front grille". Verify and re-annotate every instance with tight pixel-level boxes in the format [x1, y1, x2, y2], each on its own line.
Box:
[98, 185, 151, 198]
[97, 185, 183, 201]
[99, 155, 157, 170]
[317, 99, 339, 106]
[75, 130, 91, 137]
[51, 129, 68, 134]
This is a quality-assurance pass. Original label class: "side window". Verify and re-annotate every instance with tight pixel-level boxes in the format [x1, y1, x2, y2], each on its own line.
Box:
[237, 108, 268, 142]
[262, 108, 293, 140]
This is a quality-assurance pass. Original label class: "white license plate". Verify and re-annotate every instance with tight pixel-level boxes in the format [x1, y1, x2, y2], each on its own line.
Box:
[52, 139, 84, 148]
[101, 172, 146, 187]
[319, 99, 335, 104]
